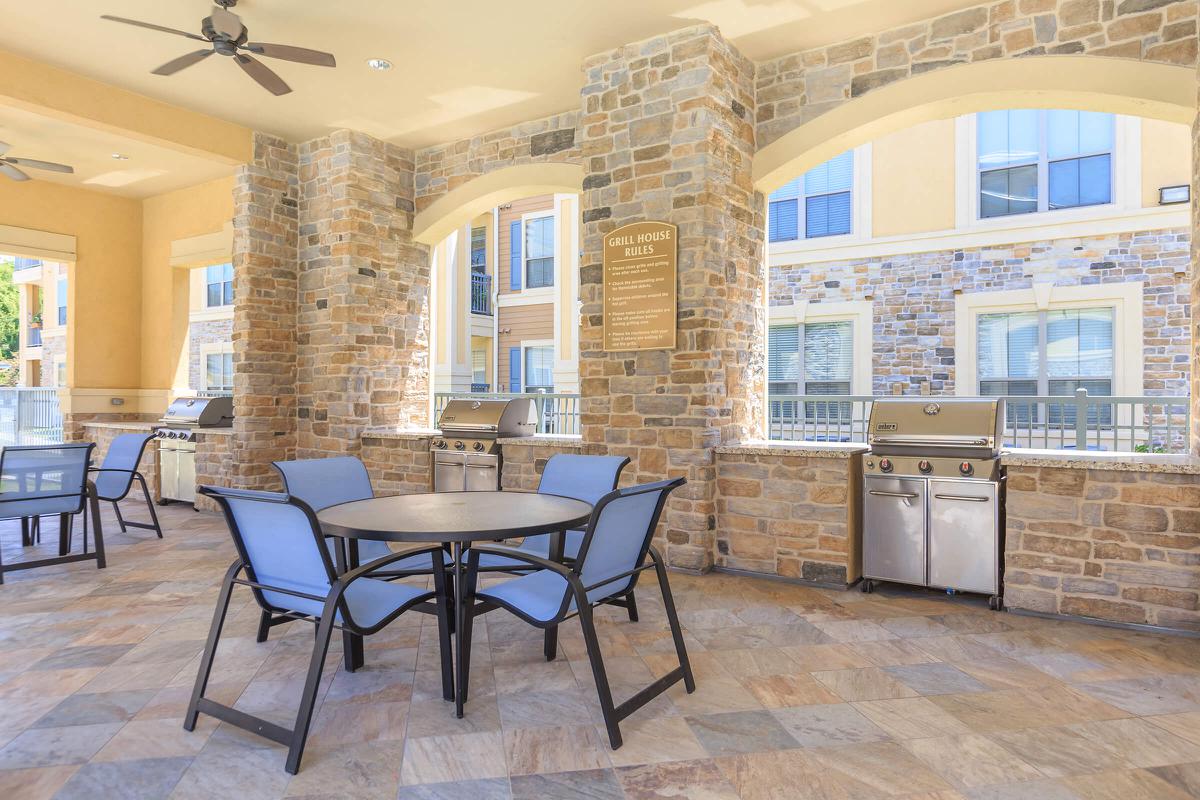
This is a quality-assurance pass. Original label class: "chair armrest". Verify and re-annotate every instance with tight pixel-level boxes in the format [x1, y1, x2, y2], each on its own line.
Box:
[338, 544, 447, 585]
[89, 467, 138, 475]
[469, 544, 573, 577]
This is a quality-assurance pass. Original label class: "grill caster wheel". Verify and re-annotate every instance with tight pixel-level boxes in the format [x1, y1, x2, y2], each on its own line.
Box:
[988, 595, 1003, 611]
[156, 499, 171, 506]
[861, 580, 875, 594]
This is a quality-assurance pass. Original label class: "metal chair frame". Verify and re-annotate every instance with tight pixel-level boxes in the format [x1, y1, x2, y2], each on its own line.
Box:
[463, 478, 694, 748]
[84, 433, 163, 541]
[185, 486, 454, 774]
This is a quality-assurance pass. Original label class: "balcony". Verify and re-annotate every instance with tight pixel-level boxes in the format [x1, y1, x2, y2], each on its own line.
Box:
[470, 272, 492, 315]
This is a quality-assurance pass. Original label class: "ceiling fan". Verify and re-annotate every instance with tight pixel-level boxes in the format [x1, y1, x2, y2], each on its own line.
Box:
[101, 0, 336, 96]
[0, 142, 74, 182]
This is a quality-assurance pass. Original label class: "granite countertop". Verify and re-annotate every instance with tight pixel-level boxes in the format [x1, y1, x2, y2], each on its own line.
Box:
[715, 441, 869, 458]
[497, 434, 584, 447]
[361, 427, 441, 441]
[195, 427, 233, 437]
[82, 421, 156, 431]
[1001, 449, 1200, 475]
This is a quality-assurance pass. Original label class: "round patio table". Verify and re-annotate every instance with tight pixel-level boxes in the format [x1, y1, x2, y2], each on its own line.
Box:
[317, 490, 592, 718]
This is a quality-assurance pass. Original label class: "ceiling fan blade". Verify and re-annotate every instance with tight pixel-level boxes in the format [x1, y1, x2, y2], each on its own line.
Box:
[234, 54, 292, 96]
[100, 15, 208, 42]
[0, 163, 31, 182]
[243, 42, 336, 67]
[152, 49, 215, 76]
[210, 5, 244, 39]
[5, 157, 73, 174]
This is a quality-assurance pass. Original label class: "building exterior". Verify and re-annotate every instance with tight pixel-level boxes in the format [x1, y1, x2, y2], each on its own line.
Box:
[186, 261, 234, 393]
[12, 257, 68, 387]
[768, 111, 1192, 407]
[432, 193, 580, 396]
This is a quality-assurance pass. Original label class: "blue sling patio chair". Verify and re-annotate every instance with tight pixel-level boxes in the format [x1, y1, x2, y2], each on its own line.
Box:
[82, 432, 162, 542]
[463, 477, 695, 749]
[264, 456, 451, 646]
[473, 453, 630, 660]
[185, 486, 453, 775]
[0, 443, 103, 584]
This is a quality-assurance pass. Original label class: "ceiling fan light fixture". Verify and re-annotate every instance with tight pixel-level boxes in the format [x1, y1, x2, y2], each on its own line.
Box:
[111, 153, 129, 160]
[366, 58, 392, 72]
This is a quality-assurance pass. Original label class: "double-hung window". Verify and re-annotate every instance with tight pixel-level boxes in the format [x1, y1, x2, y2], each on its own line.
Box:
[978, 110, 1113, 219]
[470, 226, 487, 272]
[768, 151, 853, 242]
[524, 216, 554, 289]
[205, 351, 234, 393]
[56, 276, 67, 326]
[524, 346, 555, 393]
[768, 321, 853, 428]
[977, 307, 1114, 427]
[206, 263, 234, 308]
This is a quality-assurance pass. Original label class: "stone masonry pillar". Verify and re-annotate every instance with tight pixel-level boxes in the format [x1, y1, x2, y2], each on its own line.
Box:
[231, 133, 299, 490]
[1193, 88, 1200, 455]
[578, 26, 766, 571]
[295, 130, 430, 458]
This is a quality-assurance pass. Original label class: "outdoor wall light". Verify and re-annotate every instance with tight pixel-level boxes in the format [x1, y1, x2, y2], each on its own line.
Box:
[111, 153, 129, 160]
[366, 58, 393, 71]
[1158, 185, 1190, 205]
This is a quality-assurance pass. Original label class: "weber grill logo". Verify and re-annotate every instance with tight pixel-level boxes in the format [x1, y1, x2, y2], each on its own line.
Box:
[875, 423, 897, 432]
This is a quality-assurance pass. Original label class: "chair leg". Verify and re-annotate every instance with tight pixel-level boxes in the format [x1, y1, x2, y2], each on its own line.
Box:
[137, 474, 164, 538]
[255, 609, 273, 644]
[184, 561, 240, 732]
[543, 626, 558, 661]
[284, 602, 337, 775]
[650, 547, 695, 693]
[577, 596, 622, 749]
[113, 501, 127, 533]
[431, 563, 455, 702]
[625, 591, 639, 622]
[57, 513, 70, 557]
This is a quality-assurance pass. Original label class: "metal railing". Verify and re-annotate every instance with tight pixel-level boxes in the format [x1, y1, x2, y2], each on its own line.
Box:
[470, 383, 490, 393]
[195, 389, 233, 398]
[0, 387, 63, 446]
[434, 391, 580, 435]
[26, 326, 41, 347]
[470, 273, 492, 315]
[767, 389, 1191, 454]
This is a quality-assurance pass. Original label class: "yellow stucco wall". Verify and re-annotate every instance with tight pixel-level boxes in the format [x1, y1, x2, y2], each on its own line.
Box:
[871, 119, 957, 238]
[1141, 117, 1192, 207]
[140, 176, 235, 391]
[0, 178, 142, 388]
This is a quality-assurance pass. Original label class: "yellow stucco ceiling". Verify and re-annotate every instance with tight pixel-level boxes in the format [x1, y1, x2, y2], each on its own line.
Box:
[0, 0, 984, 150]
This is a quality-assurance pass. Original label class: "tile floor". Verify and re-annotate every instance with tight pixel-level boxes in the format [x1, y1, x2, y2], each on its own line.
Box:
[2, 502, 1200, 799]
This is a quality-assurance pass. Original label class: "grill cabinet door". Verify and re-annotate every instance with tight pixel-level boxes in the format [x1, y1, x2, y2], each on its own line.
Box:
[158, 443, 179, 501]
[928, 479, 997, 594]
[433, 454, 465, 492]
[863, 475, 927, 586]
[464, 454, 499, 492]
[176, 448, 196, 504]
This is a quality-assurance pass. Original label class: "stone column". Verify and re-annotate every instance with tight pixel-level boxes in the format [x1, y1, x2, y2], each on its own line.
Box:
[1193, 95, 1200, 455]
[295, 129, 430, 458]
[578, 26, 765, 571]
[231, 133, 299, 489]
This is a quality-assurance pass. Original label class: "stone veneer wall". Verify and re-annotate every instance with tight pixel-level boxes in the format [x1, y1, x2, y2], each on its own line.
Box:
[187, 318, 233, 391]
[771, 227, 1192, 396]
[755, 0, 1199, 149]
[577, 25, 765, 572]
[39, 332, 64, 388]
[295, 131, 430, 457]
[194, 431, 233, 514]
[500, 439, 590, 492]
[1005, 463, 1200, 631]
[231, 133, 299, 491]
[360, 433, 435, 496]
[714, 447, 862, 586]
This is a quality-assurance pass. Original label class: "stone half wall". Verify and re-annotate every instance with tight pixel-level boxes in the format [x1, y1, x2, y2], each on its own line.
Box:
[81, 422, 160, 503]
[194, 430, 233, 514]
[771, 227, 1192, 396]
[1004, 460, 1200, 631]
[714, 445, 862, 586]
[755, 0, 1199, 149]
[361, 431, 435, 496]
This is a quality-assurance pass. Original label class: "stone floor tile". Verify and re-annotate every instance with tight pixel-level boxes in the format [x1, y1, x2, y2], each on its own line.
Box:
[503, 724, 610, 775]
[509, 768, 623, 800]
[603, 716, 708, 768]
[31, 644, 136, 672]
[33, 689, 156, 728]
[0, 722, 123, 768]
[1074, 675, 1200, 717]
[809, 740, 953, 796]
[282, 741, 405, 799]
[1060, 769, 1194, 800]
[92, 717, 217, 762]
[0, 765, 79, 800]
[1146, 711, 1200, 747]
[952, 657, 1064, 690]
[740, 672, 843, 708]
[780, 643, 873, 672]
[883, 663, 991, 696]
[902, 734, 1043, 790]
[811, 666, 921, 701]
[496, 688, 598, 729]
[396, 778, 513, 800]
[399, 731, 507, 785]
[1148, 762, 1200, 798]
[1069, 717, 1200, 768]
[962, 779, 1082, 800]
[850, 639, 941, 667]
[615, 759, 740, 799]
[685, 710, 799, 757]
[811, 620, 899, 643]
[52, 756, 192, 800]
[770, 703, 891, 748]
[714, 748, 870, 799]
[989, 725, 1133, 778]
[852, 697, 972, 740]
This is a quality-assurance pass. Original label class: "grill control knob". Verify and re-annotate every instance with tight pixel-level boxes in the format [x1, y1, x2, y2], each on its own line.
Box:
[918, 459, 932, 474]
[454, 441, 465, 451]
[434, 440, 446, 449]
[472, 442, 485, 452]
[959, 461, 974, 476]
[865, 459, 874, 469]
[879, 458, 893, 473]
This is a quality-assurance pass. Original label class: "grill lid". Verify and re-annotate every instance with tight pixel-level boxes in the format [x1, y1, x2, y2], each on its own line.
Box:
[437, 398, 537, 438]
[867, 398, 1004, 456]
[158, 395, 234, 428]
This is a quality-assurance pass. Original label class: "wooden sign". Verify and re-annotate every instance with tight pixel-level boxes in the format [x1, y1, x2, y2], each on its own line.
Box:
[602, 221, 677, 351]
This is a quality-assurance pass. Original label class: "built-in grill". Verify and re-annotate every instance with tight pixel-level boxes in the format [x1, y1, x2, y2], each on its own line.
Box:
[861, 398, 1006, 609]
[432, 398, 537, 492]
[154, 396, 234, 504]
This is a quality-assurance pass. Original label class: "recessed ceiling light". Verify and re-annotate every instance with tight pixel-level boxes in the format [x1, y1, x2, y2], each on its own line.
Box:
[366, 58, 392, 71]
[111, 153, 129, 160]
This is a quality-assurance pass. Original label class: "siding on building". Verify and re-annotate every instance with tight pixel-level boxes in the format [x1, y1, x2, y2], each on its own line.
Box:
[497, 302, 555, 392]
[497, 196, 554, 297]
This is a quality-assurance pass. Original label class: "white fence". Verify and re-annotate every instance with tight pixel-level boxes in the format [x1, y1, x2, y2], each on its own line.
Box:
[0, 388, 63, 446]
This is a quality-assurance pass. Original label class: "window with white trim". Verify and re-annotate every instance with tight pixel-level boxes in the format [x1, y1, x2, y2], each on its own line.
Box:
[768, 321, 853, 422]
[205, 351, 234, 393]
[205, 263, 234, 308]
[524, 216, 554, 289]
[977, 110, 1114, 219]
[523, 345, 554, 393]
[768, 151, 853, 242]
[56, 276, 67, 326]
[470, 226, 487, 272]
[471, 350, 487, 388]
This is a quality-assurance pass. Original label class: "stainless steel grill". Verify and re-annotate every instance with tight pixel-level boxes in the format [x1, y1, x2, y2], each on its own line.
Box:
[154, 395, 234, 504]
[432, 398, 536, 492]
[861, 398, 1006, 610]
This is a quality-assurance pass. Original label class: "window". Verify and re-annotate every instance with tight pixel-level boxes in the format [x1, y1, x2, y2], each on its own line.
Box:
[206, 263, 234, 308]
[56, 276, 67, 326]
[55, 358, 65, 386]
[768, 151, 853, 242]
[205, 351, 234, 392]
[470, 226, 486, 272]
[978, 110, 1113, 219]
[769, 321, 853, 423]
[978, 307, 1114, 425]
[524, 346, 554, 393]
[471, 350, 487, 390]
[524, 216, 554, 289]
